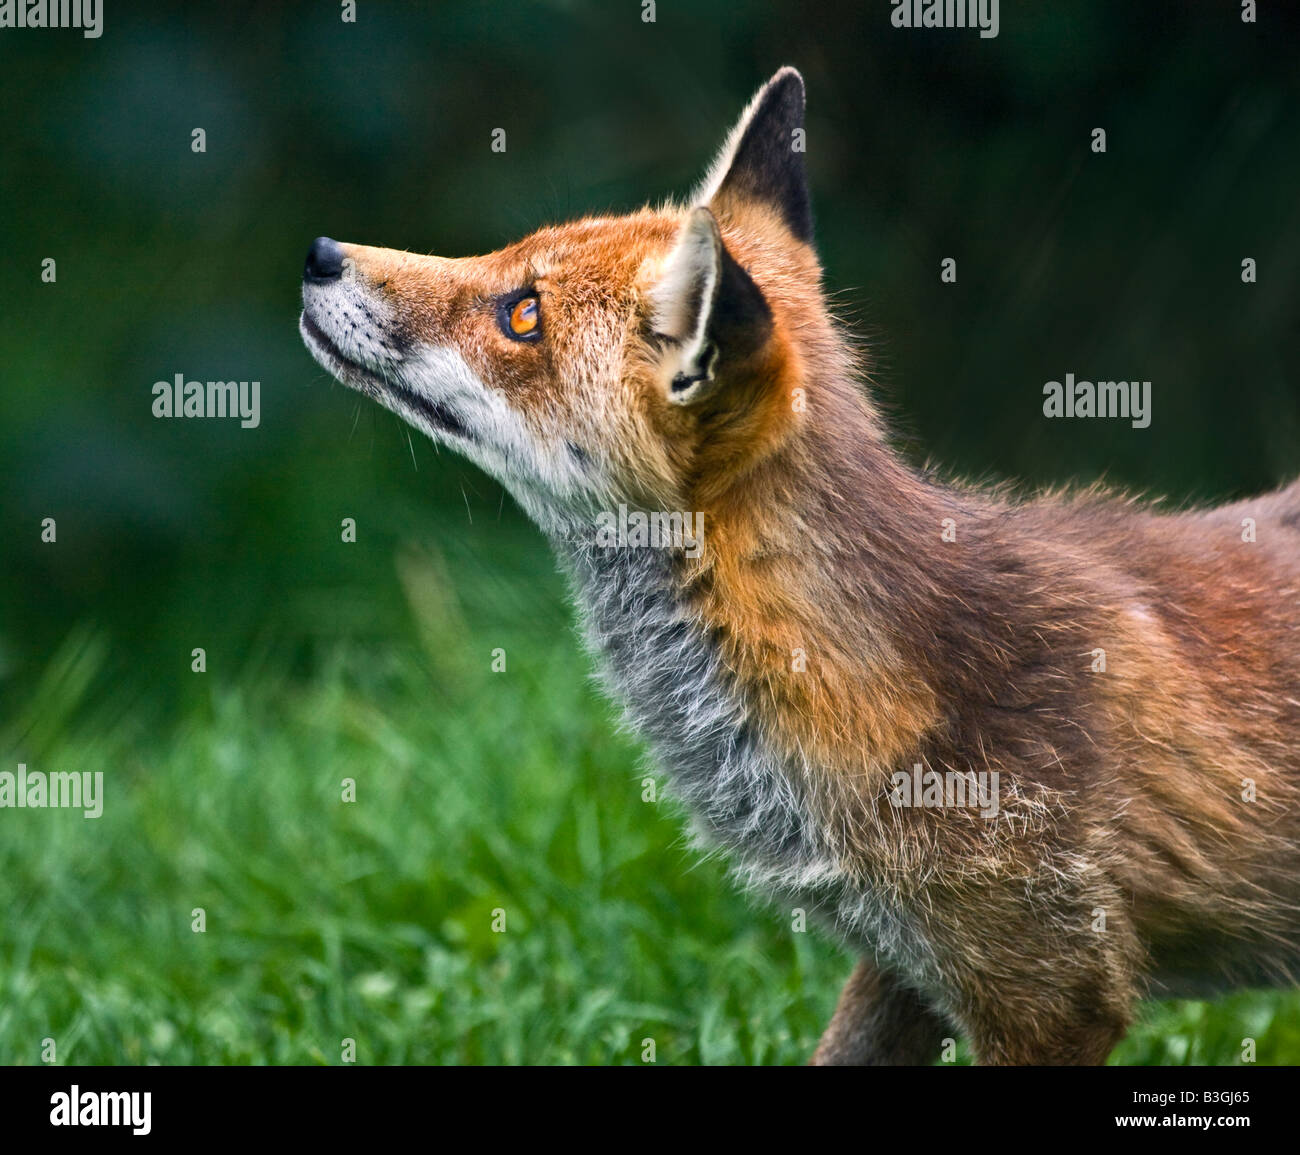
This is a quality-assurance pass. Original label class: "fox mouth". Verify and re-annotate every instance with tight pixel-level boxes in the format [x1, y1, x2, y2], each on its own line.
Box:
[300, 312, 471, 440]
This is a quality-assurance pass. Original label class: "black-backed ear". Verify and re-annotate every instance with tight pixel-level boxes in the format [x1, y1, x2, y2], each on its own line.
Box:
[697, 66, 812, 245]
[650, 207, 772, 405]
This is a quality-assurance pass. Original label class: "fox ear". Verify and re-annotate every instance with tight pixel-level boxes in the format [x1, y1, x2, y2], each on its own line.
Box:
[650, 207, 772, 405]
[697, 66, 812, 244]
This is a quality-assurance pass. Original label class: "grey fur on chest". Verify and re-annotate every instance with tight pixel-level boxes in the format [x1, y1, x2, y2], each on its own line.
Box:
[556, 543, 886, 904]
[556, 541, 821, 880]
[551, 538, 943, 987]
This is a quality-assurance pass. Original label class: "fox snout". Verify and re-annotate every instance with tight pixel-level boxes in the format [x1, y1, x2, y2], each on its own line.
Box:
[299, 236, 405, 380]
[299, 231, 614, 519]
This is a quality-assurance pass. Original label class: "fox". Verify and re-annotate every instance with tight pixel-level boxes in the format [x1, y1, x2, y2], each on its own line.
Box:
[300, 67, 1300, 1065]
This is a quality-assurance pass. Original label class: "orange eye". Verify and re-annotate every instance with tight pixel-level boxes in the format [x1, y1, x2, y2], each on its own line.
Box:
[507, 295, 540, 338]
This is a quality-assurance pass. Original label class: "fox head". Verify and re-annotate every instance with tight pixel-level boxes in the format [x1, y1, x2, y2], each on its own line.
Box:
[301, 67, 866, 533]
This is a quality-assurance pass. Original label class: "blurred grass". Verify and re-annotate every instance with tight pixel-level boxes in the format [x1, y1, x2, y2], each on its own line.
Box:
[0, 563, 843, 1065]
[2, 576, 1298, 1065]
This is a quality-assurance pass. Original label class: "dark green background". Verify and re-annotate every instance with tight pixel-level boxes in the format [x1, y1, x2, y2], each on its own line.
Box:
[3, 0, 1298, 711]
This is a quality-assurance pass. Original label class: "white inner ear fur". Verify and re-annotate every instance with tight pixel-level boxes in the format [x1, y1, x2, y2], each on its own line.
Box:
[649, 207, 722, 393]
[691, 71, 782, 207]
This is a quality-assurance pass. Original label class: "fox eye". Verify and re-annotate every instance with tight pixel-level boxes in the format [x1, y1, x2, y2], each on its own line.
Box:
[500, 294, 541, 341]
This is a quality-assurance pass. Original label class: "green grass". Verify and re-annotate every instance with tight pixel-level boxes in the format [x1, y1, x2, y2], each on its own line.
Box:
[2, 556, 1299, 1065]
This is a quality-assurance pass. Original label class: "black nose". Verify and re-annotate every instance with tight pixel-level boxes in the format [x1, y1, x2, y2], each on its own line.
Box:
[304, 236, 345, 282]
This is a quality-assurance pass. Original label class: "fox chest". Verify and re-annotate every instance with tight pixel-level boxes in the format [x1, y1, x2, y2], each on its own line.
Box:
[561, 544, 938, 966]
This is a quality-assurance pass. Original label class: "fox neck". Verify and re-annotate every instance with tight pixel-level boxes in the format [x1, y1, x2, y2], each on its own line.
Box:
[552, 368, 972, 882]
[683, 381, 959, 776]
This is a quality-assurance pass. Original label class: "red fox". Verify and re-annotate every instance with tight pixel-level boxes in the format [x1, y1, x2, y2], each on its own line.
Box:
[300, 68, 1300, 1065]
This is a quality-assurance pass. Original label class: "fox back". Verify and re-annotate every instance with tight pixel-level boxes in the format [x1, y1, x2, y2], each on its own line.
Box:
[301, 68, 1300, 1064]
